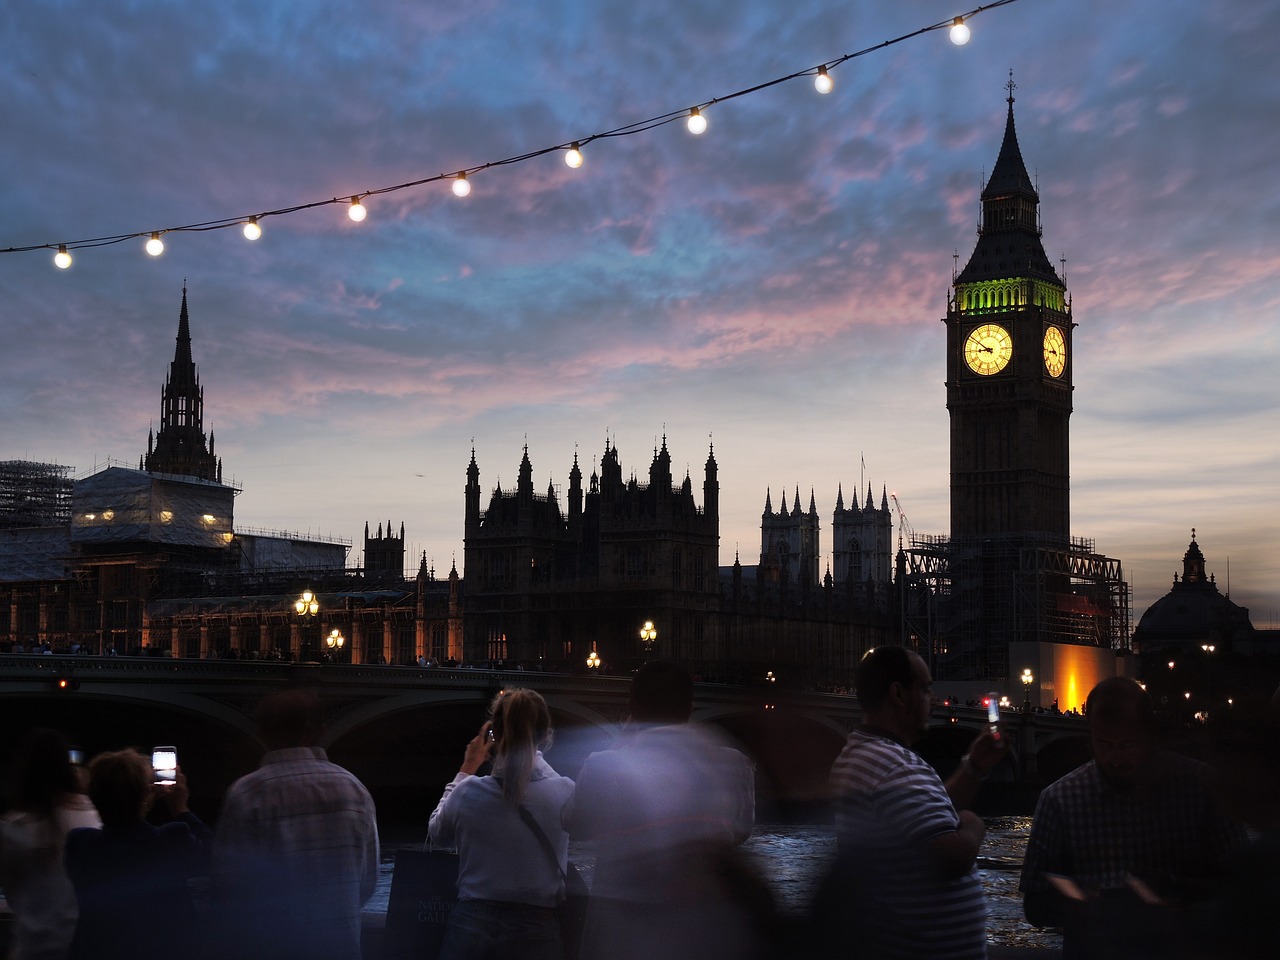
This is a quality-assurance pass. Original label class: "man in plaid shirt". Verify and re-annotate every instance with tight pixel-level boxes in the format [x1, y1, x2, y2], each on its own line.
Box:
[1020, 677, 1247, 959]
[212, 689, 380, 960]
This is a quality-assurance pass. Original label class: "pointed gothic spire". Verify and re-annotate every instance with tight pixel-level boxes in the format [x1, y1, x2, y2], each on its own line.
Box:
[835, 483, 845, 512]
[983, 71, 1038, 204]
[955, 76, 1061, 287]
[143, 285, 218, 481]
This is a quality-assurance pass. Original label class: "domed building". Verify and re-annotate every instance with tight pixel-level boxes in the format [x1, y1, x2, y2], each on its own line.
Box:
[1133, 530, 1256, 654]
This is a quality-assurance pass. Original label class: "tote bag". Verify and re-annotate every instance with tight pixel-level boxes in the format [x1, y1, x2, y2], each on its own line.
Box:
[381, 848, 459, 960]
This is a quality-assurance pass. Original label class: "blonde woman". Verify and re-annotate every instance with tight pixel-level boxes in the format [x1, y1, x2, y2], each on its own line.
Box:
[428, 688, 575, 960]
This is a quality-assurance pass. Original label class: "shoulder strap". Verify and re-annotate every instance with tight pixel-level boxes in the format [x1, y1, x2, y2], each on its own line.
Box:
[516, 803, 567, 883]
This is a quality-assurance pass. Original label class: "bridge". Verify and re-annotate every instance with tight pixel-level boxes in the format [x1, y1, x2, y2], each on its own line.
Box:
[0, 655, 1089, 819]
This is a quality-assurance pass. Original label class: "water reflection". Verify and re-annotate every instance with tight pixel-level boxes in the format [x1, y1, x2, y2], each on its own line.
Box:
[369, 816, 1063, 951]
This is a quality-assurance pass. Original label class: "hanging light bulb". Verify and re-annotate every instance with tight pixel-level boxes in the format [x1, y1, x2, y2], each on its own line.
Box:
[348, 197, 367, 222]
[687, 108, 707, 135]
[243, 217, 262, 240]
[814, 66, 834, 95]
[565, 142, 584, 168]
[949, 17, 971, 45]
[452, 173, 471, 197]
[145, 232, 165, 257]
[54, 244, 73, 269]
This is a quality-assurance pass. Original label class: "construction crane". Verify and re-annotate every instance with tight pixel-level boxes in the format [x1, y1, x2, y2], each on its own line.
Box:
[889, 493, 914, 551]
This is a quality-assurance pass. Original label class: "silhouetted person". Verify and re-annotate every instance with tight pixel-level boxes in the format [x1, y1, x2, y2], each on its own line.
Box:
[212, 689, 379, 960]
[428, 688, 575, 960]
[63, 749, 210, 960]
[0, 729, 101, 960]
[823, 645, 1004, 960]
[1020, 676, 1247, 959]
[567, 659, 763, 960]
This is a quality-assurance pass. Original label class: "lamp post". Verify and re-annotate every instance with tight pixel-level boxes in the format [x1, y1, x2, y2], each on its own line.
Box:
[586, 642, 601, 672]
[1200, 644, 1216, 710]
[1021, 668, 1034, 712]
[326, 629, 345, 662]
[640, 620, 657, 659]
[295, 590, 319, 661]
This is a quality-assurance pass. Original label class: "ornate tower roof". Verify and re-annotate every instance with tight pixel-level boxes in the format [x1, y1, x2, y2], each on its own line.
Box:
[955, 74, 1062, 288]
[144, 285, 221, 482]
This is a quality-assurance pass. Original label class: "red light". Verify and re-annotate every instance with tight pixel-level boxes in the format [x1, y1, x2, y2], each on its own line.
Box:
[58, 678, 69, 689]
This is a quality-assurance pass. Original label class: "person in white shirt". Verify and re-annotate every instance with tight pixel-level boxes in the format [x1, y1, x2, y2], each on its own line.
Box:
[567, 659, 762, 960]
[429, 688, 575, 960]
[0, 729, 101, 960]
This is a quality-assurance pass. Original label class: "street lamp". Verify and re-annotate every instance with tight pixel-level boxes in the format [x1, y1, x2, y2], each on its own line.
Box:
[326, 629, 345, 661]
[295, 590, 319, 661]
[1021, 668, 1034, 712]
[586, 642, 601, 671]
[640, 620, 657, 658]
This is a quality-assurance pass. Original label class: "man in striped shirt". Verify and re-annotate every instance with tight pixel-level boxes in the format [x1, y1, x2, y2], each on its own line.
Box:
[827, 646, 1005, 960]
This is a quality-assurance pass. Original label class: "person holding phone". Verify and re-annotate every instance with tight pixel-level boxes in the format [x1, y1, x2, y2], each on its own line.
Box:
[63, 748, 211, 960]
[1019, 677, 1248, 959]
[825, 646, 1005, 960]
[428, 687, 575, 960]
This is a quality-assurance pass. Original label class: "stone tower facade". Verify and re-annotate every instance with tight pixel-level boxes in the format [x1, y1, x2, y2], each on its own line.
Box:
[759, 487, 820, 585]
[831, 483, 893, 586]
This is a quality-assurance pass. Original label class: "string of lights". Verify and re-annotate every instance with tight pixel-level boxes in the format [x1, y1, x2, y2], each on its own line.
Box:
[6, 1, 1021, 269]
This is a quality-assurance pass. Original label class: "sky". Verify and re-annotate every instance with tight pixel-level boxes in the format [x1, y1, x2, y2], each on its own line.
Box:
[3, 0, 1278, 629]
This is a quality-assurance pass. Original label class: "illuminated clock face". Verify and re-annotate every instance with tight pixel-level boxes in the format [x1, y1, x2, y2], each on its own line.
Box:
[1043, 325, 1066, 378]
[963, 323, 1013, 376]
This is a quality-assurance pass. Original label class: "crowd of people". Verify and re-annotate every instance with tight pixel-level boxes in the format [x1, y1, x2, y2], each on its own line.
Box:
[2, 650, 1277, 960]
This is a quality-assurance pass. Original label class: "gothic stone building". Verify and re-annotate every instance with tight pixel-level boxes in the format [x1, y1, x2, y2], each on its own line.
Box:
[463, 437, 721, 672]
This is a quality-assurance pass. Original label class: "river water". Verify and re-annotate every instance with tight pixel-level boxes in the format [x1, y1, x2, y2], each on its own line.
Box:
[368, 816, 1063, 952]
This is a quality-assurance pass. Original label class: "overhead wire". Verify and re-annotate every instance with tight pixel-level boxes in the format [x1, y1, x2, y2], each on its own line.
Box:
[2, 2, 1021, 261]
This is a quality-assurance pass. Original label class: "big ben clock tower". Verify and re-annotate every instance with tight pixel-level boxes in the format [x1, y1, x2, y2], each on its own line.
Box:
[909, 76, 1128, 686]
[947, 76, 1072, 543]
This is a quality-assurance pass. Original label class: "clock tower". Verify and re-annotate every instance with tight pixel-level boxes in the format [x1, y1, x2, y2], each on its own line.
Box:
[906, 77, 1129, 685]
[946, 78, 1072, 543]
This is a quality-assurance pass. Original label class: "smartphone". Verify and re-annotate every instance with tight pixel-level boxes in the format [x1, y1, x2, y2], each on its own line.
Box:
[68, 748, 85, 766]
[152, 746, 178, 785]
[986, 692, 1001, 738]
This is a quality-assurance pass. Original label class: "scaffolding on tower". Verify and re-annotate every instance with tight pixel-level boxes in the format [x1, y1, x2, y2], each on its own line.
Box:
[900, 531, 1131, 682]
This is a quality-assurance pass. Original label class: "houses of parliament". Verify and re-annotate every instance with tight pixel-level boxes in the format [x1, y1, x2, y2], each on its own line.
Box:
[3, 92, 1258, 704]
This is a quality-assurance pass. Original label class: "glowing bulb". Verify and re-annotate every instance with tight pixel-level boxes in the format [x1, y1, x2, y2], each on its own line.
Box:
[243, 217, 261, 240]
[145, 232, 164, 257]
[949, 17, 971, 45]
[348, 197, 367, 222]
[814, 66, 833, 95]
[687, 108, 707, 135]
[452, 173, 471, 197]
[565, 142, 584, 168]
[54, 245, 72, 269]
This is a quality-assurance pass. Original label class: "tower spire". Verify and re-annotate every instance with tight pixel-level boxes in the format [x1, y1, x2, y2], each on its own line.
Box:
[143, 285, 219, 482]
